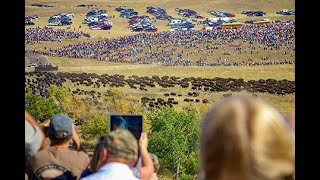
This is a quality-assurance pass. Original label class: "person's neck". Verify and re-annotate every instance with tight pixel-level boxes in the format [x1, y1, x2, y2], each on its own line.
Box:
[50, 142, 69, 150]
[106, 157, 131, 167]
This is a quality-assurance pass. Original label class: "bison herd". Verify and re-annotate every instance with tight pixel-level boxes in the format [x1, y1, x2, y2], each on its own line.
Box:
[25, 72, 295, 108]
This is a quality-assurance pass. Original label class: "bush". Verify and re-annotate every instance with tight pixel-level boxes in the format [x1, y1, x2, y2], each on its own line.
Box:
[25, 85, 85, 122]
[80, 112, 109, 141]
[48, 85, 85, 119]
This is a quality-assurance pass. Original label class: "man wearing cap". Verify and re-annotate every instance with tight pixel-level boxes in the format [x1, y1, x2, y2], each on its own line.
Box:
[26, 113, 90, 180]
[81, 129, 153, 180]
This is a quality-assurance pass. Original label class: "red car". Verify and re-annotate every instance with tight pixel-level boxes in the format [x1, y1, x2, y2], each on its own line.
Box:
[129, 19, 138, 23]
[196, 14, 205, 19]
[227, 14, 236, 17]
[147, 28, 158, 32]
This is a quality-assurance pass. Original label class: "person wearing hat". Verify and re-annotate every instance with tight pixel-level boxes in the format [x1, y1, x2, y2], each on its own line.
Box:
[81, 129, 154, 180]
[26, 113, 90, 180]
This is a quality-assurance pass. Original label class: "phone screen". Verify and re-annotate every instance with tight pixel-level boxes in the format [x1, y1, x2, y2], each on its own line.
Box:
[110, 114, 143, 140]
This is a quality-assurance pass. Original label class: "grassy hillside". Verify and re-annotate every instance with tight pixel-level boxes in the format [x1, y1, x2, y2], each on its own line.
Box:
[48, 56, 295, 80]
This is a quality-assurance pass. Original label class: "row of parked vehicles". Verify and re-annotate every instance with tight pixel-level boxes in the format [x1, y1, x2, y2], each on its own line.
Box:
[244, 19, 281, 24]
[116, 7, 139, 19]
[276, 9, 295, 15]
[202, 17, 236, 27]
[241, 10, 266, 16]
[83, 9, 112, 30]
[167, 18, 196, 31]
[175, 8, 204, 19]
[208, 10, 236, 17]
[146, 6, 172, 20]
[116, 7, 158, 32]
[48, 13, 74, 26]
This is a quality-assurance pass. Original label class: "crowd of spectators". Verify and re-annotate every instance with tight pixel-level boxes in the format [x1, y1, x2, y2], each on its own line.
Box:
[25, 94, 295, 180]
[25, 27, 90, 44]
[25, 112, 157, 180]
[26, 21, 295, 66]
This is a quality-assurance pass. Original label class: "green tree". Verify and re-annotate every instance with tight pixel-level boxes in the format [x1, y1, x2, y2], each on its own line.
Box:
[148, 107, 200, 179]
[25, 92, 61, 122]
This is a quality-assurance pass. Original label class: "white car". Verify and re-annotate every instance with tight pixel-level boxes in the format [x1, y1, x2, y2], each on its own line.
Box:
[66, 13, 75, 18]
[48, 21, 61, 26]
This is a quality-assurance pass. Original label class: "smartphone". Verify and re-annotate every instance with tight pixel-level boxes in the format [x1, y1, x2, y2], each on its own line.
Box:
[110, 114, 143, 140]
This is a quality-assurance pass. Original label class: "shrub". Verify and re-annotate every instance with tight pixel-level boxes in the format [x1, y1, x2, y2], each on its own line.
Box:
[25, 92, 61, 122]
[80, 112, 109, 141]
[148, 106, 200, 178]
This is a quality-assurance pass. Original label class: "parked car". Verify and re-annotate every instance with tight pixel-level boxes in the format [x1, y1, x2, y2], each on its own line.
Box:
[241, 10, 252, 14]
[275, 20, 282, 23]
[247, 11, 265, 16]
[244, 19, 256, 24]
[25, 17, 35, 25]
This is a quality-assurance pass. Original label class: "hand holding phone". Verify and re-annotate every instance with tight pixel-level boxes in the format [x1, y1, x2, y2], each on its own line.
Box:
[139, 132, 148, 150]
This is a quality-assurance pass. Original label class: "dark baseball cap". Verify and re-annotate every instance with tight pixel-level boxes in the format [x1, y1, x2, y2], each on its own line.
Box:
[48, 114, 72, 139]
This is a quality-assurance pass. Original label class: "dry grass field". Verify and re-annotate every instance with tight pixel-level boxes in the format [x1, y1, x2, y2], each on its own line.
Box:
[48, 56, 294, 80]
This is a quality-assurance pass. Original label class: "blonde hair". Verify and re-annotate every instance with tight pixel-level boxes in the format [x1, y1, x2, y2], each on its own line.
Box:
[200, 95, 294, 180]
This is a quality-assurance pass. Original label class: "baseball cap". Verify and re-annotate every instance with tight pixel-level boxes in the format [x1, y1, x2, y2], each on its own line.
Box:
[101, 129, 138, 161]
[48, 114, 72, 139]
[25, 120, 43, 157]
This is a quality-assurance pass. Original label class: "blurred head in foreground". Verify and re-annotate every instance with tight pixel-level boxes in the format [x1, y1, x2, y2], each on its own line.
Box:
[200, 95, 294, 180]
[25, 111, 46, 157]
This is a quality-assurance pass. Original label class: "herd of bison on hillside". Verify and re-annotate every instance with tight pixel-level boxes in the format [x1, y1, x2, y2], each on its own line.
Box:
[25, 72, 294, 111]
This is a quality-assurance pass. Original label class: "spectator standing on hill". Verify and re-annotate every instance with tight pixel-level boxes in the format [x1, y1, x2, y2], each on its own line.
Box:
[199, 95, 295, 180]
[149, 153, 160, 180]
[25, 111, 47, 177]
[80, 136, 106, 178]
[26, 113, 90, 180]
[81, 129, 153, 180]
[25, 111, 47, 158]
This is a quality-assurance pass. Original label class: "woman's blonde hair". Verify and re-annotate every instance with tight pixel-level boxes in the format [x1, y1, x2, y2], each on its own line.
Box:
[200, 95, 294, 180]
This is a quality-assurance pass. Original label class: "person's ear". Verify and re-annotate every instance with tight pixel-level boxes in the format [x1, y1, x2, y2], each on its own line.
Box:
[129, 154, 139, 167]
[98, 147, 108, 168]
[134, 154, 138, 162]
[100, 148, 108, 160]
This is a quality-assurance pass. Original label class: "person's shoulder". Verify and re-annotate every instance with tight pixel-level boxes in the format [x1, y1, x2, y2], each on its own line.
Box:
[67, 150, 90, 162]
[30, 147, 52, 160]
[80, 171, 109, 180]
